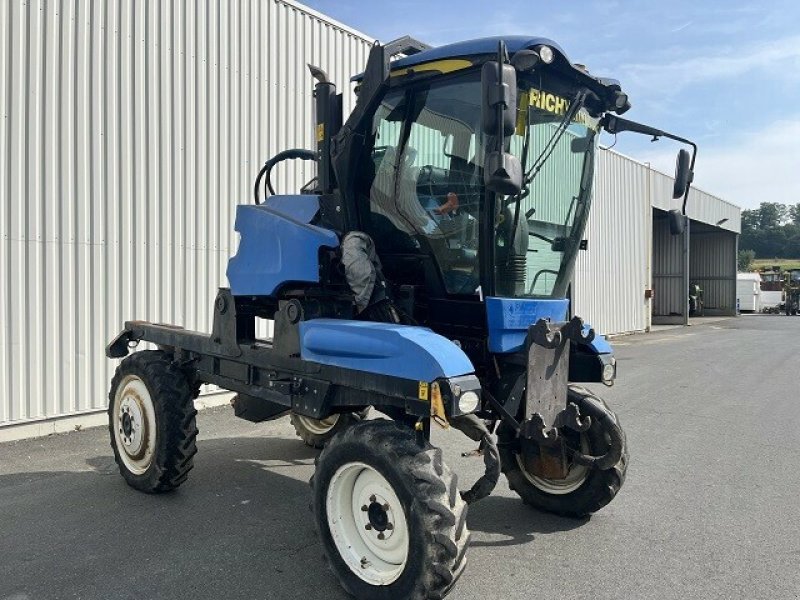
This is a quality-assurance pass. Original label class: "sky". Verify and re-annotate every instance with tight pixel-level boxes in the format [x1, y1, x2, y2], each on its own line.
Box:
[301, 0, 800, 210]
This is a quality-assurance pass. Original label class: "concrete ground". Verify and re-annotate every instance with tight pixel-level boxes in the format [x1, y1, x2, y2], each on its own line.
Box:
[1, 315, 799, 600]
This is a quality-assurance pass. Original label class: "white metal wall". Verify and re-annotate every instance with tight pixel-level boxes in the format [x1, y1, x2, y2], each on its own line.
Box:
[0, 0, 373, 427]
[572, 150, 651, 336]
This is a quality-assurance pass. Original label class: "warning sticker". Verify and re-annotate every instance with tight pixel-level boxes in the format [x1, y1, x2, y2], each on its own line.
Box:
[418, 381, 429, 401]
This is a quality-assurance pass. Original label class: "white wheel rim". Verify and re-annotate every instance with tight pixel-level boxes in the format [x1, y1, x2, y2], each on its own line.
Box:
[295, 413, 340, 435]
[518, 434, 591, 495]
[113, 375, 157, 475]
[326, 462, 409, 585]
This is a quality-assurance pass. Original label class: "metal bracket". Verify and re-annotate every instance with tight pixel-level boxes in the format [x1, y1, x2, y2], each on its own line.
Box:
[274, 299, 303, 356]
[523, 317, 597, 445]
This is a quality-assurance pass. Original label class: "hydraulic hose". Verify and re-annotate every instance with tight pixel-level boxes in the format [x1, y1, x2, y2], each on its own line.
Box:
[253, 148, 317, 204]
[450, 414, 501, 504]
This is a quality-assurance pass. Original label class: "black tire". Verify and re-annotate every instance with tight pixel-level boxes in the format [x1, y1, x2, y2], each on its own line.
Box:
[108, 350, 198, 493]
[290, 408, 368, 449]
[498, 385, 628, 518]
[311, 420, 469, 600]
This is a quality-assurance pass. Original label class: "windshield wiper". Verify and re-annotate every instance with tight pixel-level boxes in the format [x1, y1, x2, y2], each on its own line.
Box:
[522, 89, 588, 186]
[504, 89, 588, 260]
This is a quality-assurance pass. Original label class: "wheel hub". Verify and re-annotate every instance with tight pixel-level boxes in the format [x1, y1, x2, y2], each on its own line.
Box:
[113, 376, 157, 475]
[361, 494, 396, 540]
[326, 462, 409, 585]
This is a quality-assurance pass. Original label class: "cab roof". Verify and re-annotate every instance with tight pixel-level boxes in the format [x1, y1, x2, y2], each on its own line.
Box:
[391, 36, 568, 70]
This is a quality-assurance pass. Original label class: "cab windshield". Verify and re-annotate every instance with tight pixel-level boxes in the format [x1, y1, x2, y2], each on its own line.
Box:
[499, 80, 599, 298]
[361, 70, 598, 299]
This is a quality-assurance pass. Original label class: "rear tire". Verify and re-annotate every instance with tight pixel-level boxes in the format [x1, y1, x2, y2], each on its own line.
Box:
[311, 419, 468, 600]
[290, 409, 368, 449]
[499, 386, 628, 518]
[108, 350, 198, 493]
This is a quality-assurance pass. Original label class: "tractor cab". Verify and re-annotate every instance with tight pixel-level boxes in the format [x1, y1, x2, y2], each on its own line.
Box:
[316, 37, 696, 374]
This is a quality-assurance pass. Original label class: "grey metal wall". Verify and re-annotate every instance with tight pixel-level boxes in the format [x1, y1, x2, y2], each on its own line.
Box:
[690, 229, 737, 315]
[651, 212, 686, 319]
[0, 0, 373, 427]
[572, 150, 651, 335]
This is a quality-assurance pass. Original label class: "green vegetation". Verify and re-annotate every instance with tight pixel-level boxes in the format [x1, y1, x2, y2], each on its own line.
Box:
[751, 258, 800, 271]
[740, 202, 800, 260]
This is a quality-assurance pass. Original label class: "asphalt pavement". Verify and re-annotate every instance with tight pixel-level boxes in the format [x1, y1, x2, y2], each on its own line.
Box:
[1, 315, 799, 600]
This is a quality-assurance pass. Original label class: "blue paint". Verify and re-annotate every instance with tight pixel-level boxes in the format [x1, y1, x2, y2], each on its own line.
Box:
[299, 319, 475, 382]
[353, 36, 567, 81]
[485, 297, 569, 353]
[227, 196, 339, 297]
[264, 194, 324, 223]
[582, 324, 613, 355]
[393, 36, 567, 70]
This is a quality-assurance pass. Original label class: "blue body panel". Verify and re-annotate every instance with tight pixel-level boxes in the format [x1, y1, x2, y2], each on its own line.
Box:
[227, 195, 339, 297]
[583, 325, 613, 354]
[485, 297, 613, 355]
[299, 319, 475, 381]
[353, 36, 568, 82]
[486, 297, 569, 353]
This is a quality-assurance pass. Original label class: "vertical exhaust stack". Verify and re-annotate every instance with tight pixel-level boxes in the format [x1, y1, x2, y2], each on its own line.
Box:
[308, 64, 342, 194]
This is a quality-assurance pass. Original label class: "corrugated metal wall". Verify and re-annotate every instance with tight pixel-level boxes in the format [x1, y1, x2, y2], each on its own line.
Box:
[690, 230, 737, 314]
[572, 150, 651, 335]
[0, 0, 372, 426]
[651, 212, 686, 318]
[651, 170, 741, 234]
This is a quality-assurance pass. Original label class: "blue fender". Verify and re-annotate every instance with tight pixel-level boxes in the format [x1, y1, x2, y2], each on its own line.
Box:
[227, 195, 339, 297]
[299, 319, 475, 381]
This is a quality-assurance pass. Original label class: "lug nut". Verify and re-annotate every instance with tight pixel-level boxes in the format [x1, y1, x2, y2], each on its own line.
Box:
[361, 505, 368, 512]
[369, 495, 376, 503]
[386, 523, 393, 530]
[383, 503, 390, 511]
[365, 524, 372, 530]
[377, 533, 385, 540]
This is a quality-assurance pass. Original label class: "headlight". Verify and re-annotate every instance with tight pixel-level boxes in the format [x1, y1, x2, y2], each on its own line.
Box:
[538, 45, 554, 64]
[601, 360, 616, 385]
[458, 391, 480, 414]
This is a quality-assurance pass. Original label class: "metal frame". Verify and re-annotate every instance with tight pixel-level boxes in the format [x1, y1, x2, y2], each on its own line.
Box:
[107, 289, 473, 425]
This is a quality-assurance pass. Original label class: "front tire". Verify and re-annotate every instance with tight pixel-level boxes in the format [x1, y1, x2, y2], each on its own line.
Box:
[311, 420, 468, 600]
[499, 386, 628, 518]
[108, 350, 198, 493]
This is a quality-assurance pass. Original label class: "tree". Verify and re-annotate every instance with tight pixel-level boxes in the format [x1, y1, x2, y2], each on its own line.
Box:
[757, 202, 788, 229]
[789, 204, 800, 226]
[741, 209, 759, 233]
[738, 249, 756, 272]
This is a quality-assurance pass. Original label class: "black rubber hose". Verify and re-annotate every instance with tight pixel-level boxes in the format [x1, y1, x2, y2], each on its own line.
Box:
[569, 395, 625, 471]
[253, 148, 317, 204]
[450, 414, 501, 504]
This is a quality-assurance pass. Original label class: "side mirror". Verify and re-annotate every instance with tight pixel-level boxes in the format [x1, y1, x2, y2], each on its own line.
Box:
[668, 209, 686, 236]
[673, 148, 692, 199]
[485, 151, 522, 196]
[481, 61, 517, 136]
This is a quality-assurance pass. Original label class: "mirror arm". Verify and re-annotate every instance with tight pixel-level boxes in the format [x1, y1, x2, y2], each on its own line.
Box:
[602, 115, 697, 215]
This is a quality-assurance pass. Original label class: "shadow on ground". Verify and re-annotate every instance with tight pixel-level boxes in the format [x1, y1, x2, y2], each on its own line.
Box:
[0, 434, 587, 600]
